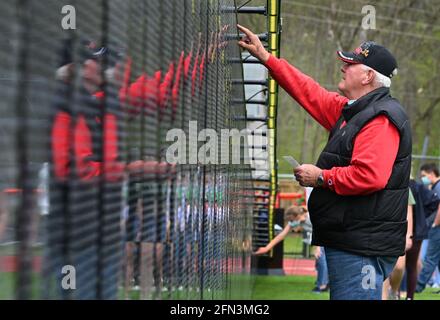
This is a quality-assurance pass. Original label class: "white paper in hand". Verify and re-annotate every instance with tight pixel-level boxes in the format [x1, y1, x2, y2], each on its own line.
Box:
[283, 156, 300, 169]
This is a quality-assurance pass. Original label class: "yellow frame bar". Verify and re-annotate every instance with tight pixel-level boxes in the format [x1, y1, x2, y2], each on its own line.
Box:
[267, 0, 281, 255]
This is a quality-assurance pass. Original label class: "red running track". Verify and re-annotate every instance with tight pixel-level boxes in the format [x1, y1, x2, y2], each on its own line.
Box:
[283, 258, 316, 276]
[0, 256, 315, 276]
[0, 256, 42, 273]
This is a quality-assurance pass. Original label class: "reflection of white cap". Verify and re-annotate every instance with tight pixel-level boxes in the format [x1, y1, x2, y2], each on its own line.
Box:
[55, 64, 73, 82]
[104, 67, 116, 84]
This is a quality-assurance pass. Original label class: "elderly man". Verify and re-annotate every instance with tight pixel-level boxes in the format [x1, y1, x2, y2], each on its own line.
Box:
[238, 25, 412, 300]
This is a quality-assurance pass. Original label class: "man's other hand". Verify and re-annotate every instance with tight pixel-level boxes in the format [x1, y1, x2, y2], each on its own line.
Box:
[294, 164, 323, 187]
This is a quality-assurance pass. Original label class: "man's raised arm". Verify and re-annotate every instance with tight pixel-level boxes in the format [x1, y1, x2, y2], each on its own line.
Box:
[237, 24, 348, 131]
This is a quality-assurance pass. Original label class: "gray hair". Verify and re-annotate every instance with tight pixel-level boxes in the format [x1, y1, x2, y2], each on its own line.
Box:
[362, 64, 392, 88]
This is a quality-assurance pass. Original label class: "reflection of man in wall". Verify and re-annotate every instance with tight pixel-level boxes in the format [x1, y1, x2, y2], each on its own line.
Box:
[50, 40, 103, 299]
[46, 38, 76, 299]
[122, 56, 171, 299]
[50, 40, 141, 299]
[123, 34, 206, 297]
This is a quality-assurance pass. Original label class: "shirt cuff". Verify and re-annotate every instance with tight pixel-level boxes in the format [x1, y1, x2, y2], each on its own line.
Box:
[322, 170, 335, 191]
[263, 54, 280, 73]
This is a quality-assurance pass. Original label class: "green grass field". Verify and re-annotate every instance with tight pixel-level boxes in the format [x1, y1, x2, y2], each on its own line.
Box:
[283, 233, 305, 257]
[2, 239, 439, 300]
[252, 275, 330, 300]
[2, 271, 440, 300]
[251, 274, 440, 300]
[265, 233, 440, 300]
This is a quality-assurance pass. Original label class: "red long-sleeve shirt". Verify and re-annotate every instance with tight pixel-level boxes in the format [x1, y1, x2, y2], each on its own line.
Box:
[52, 111, 71, 180]
[264, 55, 400, 196]
[74, 112, 124, 182]
[52, 92, 124, 182]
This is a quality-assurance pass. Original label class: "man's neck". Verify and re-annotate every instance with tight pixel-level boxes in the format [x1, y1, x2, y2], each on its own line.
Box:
[347, 86, 381, 101]
[347, 88, 377, 100]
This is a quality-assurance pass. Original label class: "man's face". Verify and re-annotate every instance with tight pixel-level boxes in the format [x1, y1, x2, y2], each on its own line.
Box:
[338, 63, 369, 98]
[82, 59, 102, 86]
[420, 170, 436, 185]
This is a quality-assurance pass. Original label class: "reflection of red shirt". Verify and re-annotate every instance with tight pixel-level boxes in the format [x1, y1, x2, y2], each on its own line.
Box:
[199, 50, 206, 91]
[265, 56, 400, 196]
[74, 111, 124, 182]
[53, 48, 209, 182]
[172, 52, 185, 114]
[124, 63, 175, 116]
[52, 92, 124, 182]
[122, 49, 205, 117]
[52, 111, 71, 180]
[126, 72, 160, 111]
[184, 52, 192, 79]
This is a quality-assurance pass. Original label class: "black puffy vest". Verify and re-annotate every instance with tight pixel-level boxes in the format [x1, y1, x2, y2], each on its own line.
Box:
[308, 87, 412, 257]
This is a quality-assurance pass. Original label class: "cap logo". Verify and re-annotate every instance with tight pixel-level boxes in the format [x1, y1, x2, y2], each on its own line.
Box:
[360, 49, 369, 57]
[354, 47, 362, 54]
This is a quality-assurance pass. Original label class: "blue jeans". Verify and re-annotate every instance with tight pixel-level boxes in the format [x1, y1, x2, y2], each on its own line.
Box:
[316, 247, 329, 287]
[417, 226, 440, 292]
[420, 238, 440, 286]
[325, 247, 397, 300]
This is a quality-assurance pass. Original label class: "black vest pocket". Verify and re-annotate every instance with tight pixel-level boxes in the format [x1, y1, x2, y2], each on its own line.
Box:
[308, 188, 347, 232]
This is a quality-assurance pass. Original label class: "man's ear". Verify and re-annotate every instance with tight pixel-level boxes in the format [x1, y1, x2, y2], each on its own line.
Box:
[362, 69, 375, 86]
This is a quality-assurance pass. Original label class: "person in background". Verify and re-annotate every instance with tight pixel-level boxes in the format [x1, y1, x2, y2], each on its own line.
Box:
[406, 178, 439, 299]
[313, 246, 329, 293]
[254, 206, 308, 255]
[305, 187, 329, 294]
[382, 188, 414, 300]
[416, 163, 440, 293]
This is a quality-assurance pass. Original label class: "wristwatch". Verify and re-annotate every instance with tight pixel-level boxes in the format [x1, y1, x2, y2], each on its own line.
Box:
[316, 173, 324, 187]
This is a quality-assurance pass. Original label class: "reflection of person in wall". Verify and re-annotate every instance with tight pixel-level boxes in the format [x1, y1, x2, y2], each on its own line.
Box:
[50, 40, 143, 299]
[123, 173, 142, 298]
[123, 55, 175, 299]
[238, 24, 412, 300]
[0, 191, 8, 242]
[123, 33, 212, 297]
[46, 38, 79, 299]
[51, 41, 117, 299]
[172, 183, 187, 291]
[120, 49, 177, 296]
